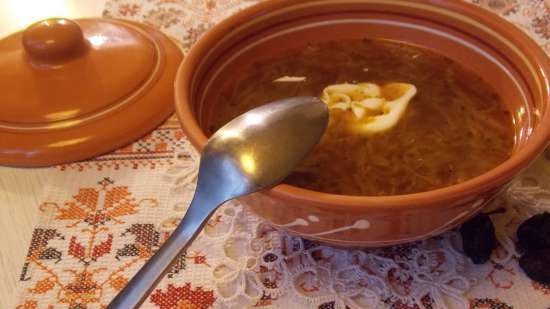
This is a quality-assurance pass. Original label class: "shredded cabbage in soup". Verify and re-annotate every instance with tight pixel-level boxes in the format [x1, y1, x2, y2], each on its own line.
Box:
[210, 40, 514, 196]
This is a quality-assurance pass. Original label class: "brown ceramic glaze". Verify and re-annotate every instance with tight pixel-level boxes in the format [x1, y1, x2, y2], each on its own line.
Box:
[22, 19, 86, 60]
[0, 18, 183, 167]
[175, 0, 550, 246]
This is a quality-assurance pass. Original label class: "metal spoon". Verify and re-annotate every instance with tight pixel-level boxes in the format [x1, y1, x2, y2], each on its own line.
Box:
[108, 96, 328, 308]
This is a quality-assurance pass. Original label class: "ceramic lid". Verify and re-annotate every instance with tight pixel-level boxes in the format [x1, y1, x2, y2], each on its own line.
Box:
[0, 18, 183, 167]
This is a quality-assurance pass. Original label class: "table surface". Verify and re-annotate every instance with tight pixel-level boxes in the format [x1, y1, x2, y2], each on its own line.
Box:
[0, 2, 105, 308]
[2, 1, 550, 309]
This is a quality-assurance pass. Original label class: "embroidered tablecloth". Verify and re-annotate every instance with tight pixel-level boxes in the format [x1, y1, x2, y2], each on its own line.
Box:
[14, 1, 550, 308]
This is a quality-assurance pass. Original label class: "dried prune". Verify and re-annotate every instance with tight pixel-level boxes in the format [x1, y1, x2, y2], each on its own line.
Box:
[517, 212, 550, 250]
[519, 248, 550, 284]
[460, 214, 497, 264]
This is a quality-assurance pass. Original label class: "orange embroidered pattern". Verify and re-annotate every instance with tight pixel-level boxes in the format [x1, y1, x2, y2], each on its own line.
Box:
[57, 118, 184, 172]
[150, 284, 216, 309]
[17, 178, 216, 308]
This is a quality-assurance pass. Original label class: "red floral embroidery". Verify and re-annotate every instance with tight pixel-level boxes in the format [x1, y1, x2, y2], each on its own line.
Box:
[59, 270, 102, 305]
[532, 15, 550, 39]
[186, 251, 211, 267]
[18, 179, 160, 308]
[255, 293, 275, 307]
[57, 125, 182, 172]
[386, 295, 434, 309]
[470, 298, 513, 309]
[150, 283, 216, 309]
[118, 3, 141, 16]
[144, 8, 184, 29]
[16, 300, 54, 309]
[43, 178, 149, 227]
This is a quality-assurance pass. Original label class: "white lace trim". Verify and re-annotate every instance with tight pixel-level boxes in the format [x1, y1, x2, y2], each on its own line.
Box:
[163, 140, 550, 309]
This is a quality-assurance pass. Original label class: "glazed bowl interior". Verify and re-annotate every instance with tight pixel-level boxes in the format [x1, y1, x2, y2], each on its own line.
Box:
[177, 0, 550, 208]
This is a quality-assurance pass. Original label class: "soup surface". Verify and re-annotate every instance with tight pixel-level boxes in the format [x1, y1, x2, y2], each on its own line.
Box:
[210, 40, 515, 196]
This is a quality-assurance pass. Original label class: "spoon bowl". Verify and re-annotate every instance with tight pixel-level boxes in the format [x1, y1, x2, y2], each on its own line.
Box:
[108, 96, 328, 308]
[202, 96, 330, 199]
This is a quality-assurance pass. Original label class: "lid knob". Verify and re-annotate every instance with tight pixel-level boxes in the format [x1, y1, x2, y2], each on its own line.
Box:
[22, 18, 86, 61]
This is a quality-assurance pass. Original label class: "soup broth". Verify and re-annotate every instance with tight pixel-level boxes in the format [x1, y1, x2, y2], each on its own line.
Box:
[210, 40, 515, 196]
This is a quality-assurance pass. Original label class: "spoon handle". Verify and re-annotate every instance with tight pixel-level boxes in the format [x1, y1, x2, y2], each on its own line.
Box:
[107, 191, 217, 309]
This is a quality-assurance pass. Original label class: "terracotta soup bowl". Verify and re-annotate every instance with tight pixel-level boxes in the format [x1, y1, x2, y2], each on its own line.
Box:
[175, 0, 550, 246]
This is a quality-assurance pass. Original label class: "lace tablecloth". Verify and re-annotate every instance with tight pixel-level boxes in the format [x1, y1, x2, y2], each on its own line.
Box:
[15, 1, 550, 308]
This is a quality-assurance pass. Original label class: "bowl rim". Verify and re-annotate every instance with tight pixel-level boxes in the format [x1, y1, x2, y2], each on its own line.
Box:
[175, 0, 550, 211]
